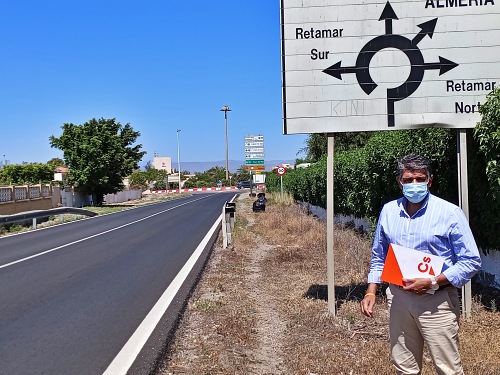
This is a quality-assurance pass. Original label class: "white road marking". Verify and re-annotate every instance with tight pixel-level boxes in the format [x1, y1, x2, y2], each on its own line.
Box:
[0, 196, 209, 270]
[102, 213, 222, 375]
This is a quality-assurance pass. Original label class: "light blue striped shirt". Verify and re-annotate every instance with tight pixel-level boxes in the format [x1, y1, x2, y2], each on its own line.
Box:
[367, 193, 481, 288]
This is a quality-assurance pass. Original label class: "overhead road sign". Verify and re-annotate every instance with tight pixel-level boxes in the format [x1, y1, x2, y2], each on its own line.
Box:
[280, 0, 500, 133]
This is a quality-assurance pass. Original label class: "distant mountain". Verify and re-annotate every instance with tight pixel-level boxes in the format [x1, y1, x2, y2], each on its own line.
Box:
[178, 160, 296, 174]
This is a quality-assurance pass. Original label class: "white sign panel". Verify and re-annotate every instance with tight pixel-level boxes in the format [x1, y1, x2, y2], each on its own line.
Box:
[245, 148, 264, 153]
[245, 153, 265, 159]
[281, 0, 500, 134]
[245, 141, 264, 147]
[244, 134, 265, 163]
[245, 135, 264, 141]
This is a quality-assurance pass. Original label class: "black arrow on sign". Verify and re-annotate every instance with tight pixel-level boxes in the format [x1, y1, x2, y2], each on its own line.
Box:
[322, 61, 357, 80]
[424, 56, 459, 75]
[412, 18, 438, 46]
[379, 2, 398, 35]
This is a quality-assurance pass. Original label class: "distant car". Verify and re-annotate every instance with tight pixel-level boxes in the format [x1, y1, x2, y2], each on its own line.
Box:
[237, 181, 256, 189]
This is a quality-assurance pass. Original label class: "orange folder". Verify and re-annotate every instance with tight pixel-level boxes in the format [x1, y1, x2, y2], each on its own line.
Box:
[381, 243, 444, 287]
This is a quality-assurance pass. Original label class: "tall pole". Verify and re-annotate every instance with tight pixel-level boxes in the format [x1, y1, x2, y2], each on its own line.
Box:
[457, 129, 472, 318]
[176, 129, 181, 194]
[220, 105, 231, 181]
[327, 134, 336, 315]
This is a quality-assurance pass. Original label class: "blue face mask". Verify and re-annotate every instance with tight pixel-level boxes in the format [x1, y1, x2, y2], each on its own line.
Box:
[402, 182, 429, 203]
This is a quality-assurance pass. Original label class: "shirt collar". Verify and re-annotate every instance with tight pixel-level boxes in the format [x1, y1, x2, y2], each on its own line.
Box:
[399, 192, 431, 217]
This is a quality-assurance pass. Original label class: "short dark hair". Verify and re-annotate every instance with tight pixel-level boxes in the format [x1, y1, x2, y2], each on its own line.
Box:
[397, 153, 432, 178]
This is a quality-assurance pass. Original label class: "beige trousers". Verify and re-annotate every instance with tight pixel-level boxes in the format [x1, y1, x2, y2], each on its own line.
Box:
[386, 284, 463, 375]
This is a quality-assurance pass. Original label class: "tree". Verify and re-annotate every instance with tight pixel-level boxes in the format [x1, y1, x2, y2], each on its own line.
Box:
[128, 170, 149, 191]
[299, 132, 374, 162]
[47, 158, 65, 170]
[470, 87, 500, 250]
[474, 87, 500, 200]
[0, 163, 54, 185]
[49, 118, 146, 206]
[183, 166, 228, 188]
[299, 133, 327, 162]
[235, 165, 250, 182]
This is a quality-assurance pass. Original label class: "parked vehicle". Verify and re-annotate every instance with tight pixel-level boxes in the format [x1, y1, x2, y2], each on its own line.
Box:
[237, 181, 256, 189]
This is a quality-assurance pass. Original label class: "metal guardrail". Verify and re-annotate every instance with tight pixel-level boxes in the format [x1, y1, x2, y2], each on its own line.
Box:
[0, 207, 98, 233]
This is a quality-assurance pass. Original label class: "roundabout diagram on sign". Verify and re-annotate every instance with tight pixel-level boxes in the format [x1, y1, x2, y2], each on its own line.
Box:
[323, 1, 459, 127]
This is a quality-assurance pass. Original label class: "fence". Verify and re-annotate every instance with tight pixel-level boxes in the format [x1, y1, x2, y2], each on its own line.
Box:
[0, 185, 60, 215]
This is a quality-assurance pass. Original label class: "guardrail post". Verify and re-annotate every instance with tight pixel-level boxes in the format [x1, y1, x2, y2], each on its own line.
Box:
[32, 218, 37, 230]
[222, 204, 228, 248]
[226, 202, 236, 228]
[222, 201, 236, 249]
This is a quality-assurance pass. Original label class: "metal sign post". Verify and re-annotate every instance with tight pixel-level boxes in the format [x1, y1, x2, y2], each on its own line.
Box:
[327, 135, 336, 315]
[276, 166, 287, 199]
[457, 129, 472, 318]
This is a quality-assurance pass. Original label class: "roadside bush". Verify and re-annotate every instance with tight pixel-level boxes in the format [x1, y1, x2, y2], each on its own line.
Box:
[0, 163, 54, 185]
[274, 129, 455, 217]
[470, 87, 500, 251]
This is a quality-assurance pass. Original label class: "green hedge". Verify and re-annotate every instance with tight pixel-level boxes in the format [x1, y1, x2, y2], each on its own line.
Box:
[268, 126, 498, 251]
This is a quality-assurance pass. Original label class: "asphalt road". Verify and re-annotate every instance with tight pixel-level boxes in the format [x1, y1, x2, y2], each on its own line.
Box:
[0, 192, 236, 375]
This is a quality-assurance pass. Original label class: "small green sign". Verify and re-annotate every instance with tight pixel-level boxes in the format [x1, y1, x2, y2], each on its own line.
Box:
[245, 159, 265, 165]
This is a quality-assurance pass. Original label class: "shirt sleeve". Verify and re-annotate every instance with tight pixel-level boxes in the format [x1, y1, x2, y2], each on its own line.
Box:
[441, 207, 482, 288]
[367, 206, 390, 284]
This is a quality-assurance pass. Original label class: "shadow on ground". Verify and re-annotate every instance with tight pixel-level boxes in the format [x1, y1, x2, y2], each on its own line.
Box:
[304, 282, 500, 312]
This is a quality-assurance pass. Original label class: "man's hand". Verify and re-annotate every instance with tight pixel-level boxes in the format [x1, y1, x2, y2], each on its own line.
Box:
[361, 283, 379, 318]
[402, 278, 432, 294]
[360, 294, 376, 318]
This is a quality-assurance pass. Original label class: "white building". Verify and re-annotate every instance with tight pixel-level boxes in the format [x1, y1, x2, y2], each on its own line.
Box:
[152, 156, 172, 173]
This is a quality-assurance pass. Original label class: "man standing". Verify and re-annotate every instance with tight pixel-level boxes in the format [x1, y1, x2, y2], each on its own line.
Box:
[360, 153, 481, 375]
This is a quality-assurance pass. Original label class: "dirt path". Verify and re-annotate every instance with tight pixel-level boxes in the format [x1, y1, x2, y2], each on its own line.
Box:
[245, 240, 286, 374]
[160, 195, 288, 374]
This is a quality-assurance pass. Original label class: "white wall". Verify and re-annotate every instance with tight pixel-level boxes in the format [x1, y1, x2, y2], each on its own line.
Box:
[104, 190, 142, 204]
[477, 250, 500, 289]
[61, 190, 92, 207]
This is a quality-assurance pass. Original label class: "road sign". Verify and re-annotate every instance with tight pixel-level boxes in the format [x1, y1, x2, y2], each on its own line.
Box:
[276, 166, 287, 176]
[245, 165, 266, 171]
[245, 159, 265, 165]
[245, 153, 265, 159]
[281, 0, 500, 133]
[245, 135, 264, 141]
[244, 134, 265, 170]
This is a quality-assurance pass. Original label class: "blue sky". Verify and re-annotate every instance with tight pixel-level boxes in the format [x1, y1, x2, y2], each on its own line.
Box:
[0, 1, 307, 167]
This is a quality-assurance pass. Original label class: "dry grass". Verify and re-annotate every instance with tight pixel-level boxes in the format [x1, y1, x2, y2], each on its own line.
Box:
[160, 193, 500, 375]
